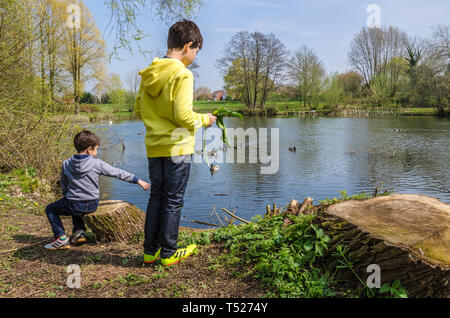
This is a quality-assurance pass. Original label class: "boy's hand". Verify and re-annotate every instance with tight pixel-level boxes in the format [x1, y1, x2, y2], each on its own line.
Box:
[207, 113, 217, 127]
[137, 179, 151, 191]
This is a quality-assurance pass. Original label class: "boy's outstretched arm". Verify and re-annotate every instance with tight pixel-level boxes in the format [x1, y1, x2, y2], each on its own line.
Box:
[99, 160, 139, 184]
[99, 160, 150, 190]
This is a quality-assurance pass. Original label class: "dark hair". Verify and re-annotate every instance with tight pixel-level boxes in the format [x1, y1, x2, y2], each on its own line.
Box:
[74, 130, 100, 152]
[167, 19, 203, 50]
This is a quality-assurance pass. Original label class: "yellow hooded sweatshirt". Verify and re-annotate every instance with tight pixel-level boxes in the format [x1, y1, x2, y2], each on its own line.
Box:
[134, 57, 211, 158]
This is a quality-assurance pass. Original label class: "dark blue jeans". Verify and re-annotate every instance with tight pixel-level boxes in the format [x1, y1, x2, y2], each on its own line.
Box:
[45, 198, 99, 238]
[144, 155, 192, 259]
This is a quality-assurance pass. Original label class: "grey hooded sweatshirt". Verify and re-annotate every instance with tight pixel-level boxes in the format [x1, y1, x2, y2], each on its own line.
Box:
[61, 154, 138, 201]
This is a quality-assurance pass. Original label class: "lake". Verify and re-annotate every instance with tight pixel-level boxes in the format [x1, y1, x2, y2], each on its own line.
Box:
[97, 116, 450, 228]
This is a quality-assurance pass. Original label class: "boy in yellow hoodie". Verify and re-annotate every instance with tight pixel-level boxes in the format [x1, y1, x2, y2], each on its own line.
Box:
[135, 20, 216, 267]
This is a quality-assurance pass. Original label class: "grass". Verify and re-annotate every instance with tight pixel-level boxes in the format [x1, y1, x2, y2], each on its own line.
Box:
[76, 103, 137, 122]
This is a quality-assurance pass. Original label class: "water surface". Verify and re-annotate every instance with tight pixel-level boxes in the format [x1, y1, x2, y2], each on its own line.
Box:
[97, 116, 450, 228]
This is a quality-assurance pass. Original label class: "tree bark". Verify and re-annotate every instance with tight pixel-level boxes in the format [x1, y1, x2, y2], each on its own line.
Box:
[310, 194, 450, 298]
[83, 200, 145, 243]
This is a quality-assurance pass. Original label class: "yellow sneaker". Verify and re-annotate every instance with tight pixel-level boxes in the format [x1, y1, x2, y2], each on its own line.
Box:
[144, 248, 161, 264]
[161, 244, 197, 267]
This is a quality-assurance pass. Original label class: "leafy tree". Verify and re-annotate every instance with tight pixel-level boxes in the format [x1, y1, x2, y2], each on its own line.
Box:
[35, 0, 70, 102]
[80, 91, 95, 104]
[322, 73, 344, 106]
[0, 0, 37, 112]
[60, 0, 107, 105]
[267, 85, 299, 102]
[288, 46, 325, 108]
[106, 73, 127, 105]
[337, 71, 363, 98]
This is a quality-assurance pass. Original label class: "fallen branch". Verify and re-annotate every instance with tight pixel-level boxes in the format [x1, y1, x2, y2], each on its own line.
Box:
[222, 208, 250, 224]
[212, 206, 225, 227]
[191, 220, 219, 227]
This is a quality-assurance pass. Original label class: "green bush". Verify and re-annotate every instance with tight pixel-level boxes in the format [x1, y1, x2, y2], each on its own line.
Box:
[240, 105, 278, 117]
[79, 104, 100, 113]
[212, 213, 336, 297]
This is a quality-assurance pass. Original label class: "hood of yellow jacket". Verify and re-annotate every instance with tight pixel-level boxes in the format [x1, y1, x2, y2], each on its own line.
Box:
[139, 57, 186, 97]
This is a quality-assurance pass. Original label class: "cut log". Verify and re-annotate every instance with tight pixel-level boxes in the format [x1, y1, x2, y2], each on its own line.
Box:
[315, 194, 450, 298]
[83, 200, 145, 243]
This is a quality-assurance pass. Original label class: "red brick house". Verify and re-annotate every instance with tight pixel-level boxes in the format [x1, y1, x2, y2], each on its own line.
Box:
[212, 90, 226, 101]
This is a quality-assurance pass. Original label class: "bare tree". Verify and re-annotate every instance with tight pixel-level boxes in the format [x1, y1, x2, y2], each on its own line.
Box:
[194, 86, 212, 100]
[348, 26, 407, 96]
[217, 31, 286, 108]
[429, 25, 450, 115]
[429, 25, 449, 73]
[125, 68, 141, 96]
[287, 46, 325, 107]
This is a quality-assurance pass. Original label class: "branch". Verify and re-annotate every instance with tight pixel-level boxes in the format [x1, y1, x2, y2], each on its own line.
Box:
[221, 208, 250, 224]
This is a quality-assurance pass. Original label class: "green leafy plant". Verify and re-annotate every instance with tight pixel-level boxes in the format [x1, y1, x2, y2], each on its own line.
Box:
[178, 231, 212, 246]
[212, 213, 336, 297]
[212, 108, 244, 147]
[319, 191, 372, 205]
[203, 108, 244, 165]
[333, 245, 408, 298]
[379, 280, 408, 298]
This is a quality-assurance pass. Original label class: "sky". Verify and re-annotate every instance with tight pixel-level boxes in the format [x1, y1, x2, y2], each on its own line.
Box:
[84, 0, 450, 92]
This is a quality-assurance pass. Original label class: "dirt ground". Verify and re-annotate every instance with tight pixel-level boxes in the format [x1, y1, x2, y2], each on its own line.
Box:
[0, 202, 268, 298]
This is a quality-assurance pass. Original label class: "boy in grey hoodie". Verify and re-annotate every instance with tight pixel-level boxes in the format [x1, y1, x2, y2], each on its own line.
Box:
[44, 130, 150, 250]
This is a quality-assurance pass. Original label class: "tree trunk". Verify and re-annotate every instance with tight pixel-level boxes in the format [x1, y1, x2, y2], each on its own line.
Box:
[83, 200, 145, 243]
[311, 194, 450, 298]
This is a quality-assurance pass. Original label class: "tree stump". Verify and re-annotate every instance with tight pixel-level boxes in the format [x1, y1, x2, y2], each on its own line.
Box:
[315, 194, 450, 298]
[83, 200, 145, 243]
[297, 197, 314, 215]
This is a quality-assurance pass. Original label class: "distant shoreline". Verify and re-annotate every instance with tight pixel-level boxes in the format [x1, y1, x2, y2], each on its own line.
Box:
[69, 102, 443, 122]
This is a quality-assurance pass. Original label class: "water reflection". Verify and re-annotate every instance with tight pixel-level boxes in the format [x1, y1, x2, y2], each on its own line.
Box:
[96, 116, 450, 228]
